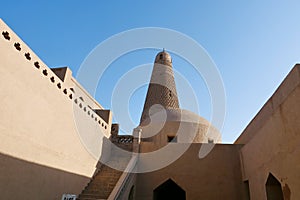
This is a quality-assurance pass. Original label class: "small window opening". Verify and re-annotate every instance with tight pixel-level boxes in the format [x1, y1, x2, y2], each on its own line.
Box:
[63, 89, 67, 94]
[50, 76, 55, 83]
[208, 139, 214, 143]
[57, 83, 61, 89]
[14, 43, 21, 51]
[25, 52, 31, 60]
[34, 62, 40, 69]
[2, 31, 10, 40]
[168, 136, 177, 143]
[42, 69, 48, 76]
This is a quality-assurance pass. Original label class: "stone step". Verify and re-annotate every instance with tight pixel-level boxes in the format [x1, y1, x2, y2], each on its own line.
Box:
[77, 198, 106, 200]
[83, 188, 112, 194]
[82, 185, 115, 192]
[77, 156, 132, 200]
[78, 193, 107, 199]
[77, 196, 106, 200]
[83, 185, 117, 193]
[77, 197, 106, 200]
[86, 181, 119, 187]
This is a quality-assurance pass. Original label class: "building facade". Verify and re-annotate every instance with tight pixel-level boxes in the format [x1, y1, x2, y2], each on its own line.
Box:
[0, 19, 299, 200]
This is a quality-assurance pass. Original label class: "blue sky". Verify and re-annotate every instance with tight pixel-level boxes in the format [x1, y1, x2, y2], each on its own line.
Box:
[1, 1, 300, 143]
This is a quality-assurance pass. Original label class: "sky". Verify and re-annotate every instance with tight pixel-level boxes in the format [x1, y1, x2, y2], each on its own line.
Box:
[1, 1, 300, 143]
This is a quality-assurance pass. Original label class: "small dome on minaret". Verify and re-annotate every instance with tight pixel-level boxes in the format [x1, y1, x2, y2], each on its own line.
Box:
[154, 49, 172, 67]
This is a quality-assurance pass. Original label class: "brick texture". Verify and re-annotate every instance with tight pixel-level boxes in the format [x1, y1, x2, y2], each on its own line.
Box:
[140, 52, 179, 124]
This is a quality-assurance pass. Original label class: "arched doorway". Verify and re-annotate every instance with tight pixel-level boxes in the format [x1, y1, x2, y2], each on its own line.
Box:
[266, 173, 284, 200]
[153, 179, 186, 200]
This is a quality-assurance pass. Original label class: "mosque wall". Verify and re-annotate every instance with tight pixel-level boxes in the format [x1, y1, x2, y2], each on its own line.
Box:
[0, 19, 111, 199]
[236, 64, 300, 200]
[1, 16, 300, 200]
[135, 144, 249, 200]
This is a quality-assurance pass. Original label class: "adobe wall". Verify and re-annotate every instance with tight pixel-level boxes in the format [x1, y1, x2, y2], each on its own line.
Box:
[0, 152, 90, 200]
[236, 65, 300, 199]
[140, 120, 221, 153]
[0, 19, 111, 199]
[135, 144, 248, 200]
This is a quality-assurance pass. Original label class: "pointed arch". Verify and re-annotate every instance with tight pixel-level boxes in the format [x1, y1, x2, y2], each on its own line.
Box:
[153, 178, 186, 200]
[266, 173, 284, 200]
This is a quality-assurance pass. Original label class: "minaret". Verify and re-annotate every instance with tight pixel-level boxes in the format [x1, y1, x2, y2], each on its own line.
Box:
[138, 50, 221, 152]
[140, 50, 179, 125]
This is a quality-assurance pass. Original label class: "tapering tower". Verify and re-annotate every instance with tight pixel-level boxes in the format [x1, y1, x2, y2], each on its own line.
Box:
[138, 50, 221, 152]
[140, 50, 179, 125]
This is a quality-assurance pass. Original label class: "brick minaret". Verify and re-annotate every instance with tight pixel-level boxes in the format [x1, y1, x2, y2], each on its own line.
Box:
[140, 50, 179, 125]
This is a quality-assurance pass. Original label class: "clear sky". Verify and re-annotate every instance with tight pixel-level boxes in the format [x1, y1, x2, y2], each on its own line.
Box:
[1, 1, 300, 143]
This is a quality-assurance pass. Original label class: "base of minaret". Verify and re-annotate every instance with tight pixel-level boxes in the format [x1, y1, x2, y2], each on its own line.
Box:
[138, 108, 221, 153]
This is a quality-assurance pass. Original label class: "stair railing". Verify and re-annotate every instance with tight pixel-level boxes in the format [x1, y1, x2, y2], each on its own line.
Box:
[107, 128, 141, 200]
[107, 154, 137, 200]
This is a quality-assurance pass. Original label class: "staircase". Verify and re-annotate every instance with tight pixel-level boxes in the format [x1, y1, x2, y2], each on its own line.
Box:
[77, 165, 123, 200]
[77, 148, 132, 199]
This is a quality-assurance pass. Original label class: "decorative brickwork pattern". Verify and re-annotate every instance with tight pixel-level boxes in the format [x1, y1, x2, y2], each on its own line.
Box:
[140, 51, 179, 124]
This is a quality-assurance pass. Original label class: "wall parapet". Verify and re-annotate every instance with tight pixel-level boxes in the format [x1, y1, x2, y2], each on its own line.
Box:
[0, 19, 110, 132]
[235, 64, 300, 144]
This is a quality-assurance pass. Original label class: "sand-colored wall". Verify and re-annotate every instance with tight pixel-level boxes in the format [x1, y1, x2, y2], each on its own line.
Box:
[237, 65, 300, 200]
[140, 120, 220, 153]
[139, 109, 221, 153]
[0, 19, 111, 199]
[0, 152, 90, 200]
[135, 144, 248, 200]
